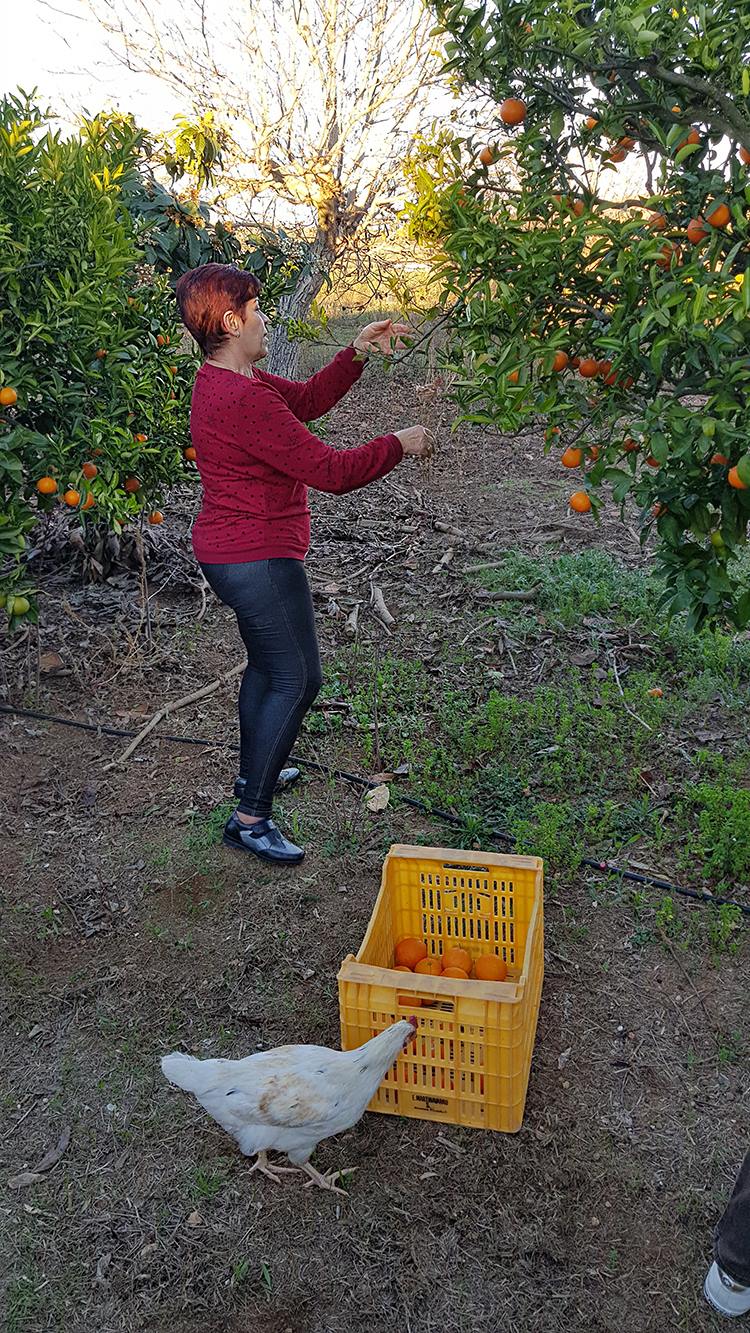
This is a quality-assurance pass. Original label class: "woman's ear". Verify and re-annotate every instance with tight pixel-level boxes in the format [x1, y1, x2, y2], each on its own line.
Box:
[222, 309, 241, 337]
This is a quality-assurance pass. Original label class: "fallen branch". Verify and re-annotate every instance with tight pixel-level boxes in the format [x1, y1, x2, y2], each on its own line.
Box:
[471, 587, 538, 603]
[103, 662, 246, 770]
[370, 583, 395, 630]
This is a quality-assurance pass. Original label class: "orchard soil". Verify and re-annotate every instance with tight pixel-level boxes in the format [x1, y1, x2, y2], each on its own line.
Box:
[1, 330, 748, 1333]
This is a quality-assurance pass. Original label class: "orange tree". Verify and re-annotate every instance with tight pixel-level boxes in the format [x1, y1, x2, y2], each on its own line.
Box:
[0, 96, 292, 625]
[406, 0, 750, 629]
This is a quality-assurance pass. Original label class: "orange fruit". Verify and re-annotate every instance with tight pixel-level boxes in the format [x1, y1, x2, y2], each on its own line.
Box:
[569, 491, 592, 513]
[81, 461, 98, 479]
[740, 147, 750, 166]
[442, 946, 472, 973]
[561, 447, 583, 468]
[442, 966, 469, 979]
[569, 199, 585, 218]
[168, 364, 178, 375]
[148, 510, 165, 525]
[598, 360, 613, 378]
[728, 466, 747, 490]
[184, 446, 198, 462]
[652, 502, 667, 517]
[584, 116, 598, 130]
[0, 386, 18, 406]
[608, 148, 627, 163]
[156, 333, 166, 347]
[571, 355, 581, 369]
[655, 242, 680, 269]
[648, 212, 667, 231]
[81, 493, 96, 511]
[623, 438, 639, 453]
[647, 687, 663, 698]
[710, 453, 729, 465]
[124, 476, 141, 493]
[36, 476, 58, 495]
[500, 97, 526, 126]
[63, 489, 81, 507]
[134, 432, 148, 443]
[646, 456, 661, 468]
[686, 216, 709, 244]
[551, 351, 569, 372]
[95, 348, 108, 359]
[474, 955, 508, 982]
[395, 937, 427, 969]
[578, 357, 600, 378]
[706, 202, 730, 229]
[677, 127, 700, 152]
[588, 444, 600, 461]
[616, 136, 636, 152]
[394, 964, 413, 972]
[545, 426, 561, 442]
[507, 369, 520, 384]
[478, 145, 496, 166]
[414, 956, 443, 976]
[671, 105, 681, 115]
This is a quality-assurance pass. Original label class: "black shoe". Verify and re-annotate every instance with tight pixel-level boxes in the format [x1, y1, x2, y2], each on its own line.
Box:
[234, 768, 301, 800]
[222, 814, 305, 864]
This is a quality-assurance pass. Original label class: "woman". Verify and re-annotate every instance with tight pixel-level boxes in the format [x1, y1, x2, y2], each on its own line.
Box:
[175, 262, 432, 866]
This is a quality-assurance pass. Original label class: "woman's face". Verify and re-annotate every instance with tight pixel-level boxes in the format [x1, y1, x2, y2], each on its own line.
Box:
[226, 294, 269, 362]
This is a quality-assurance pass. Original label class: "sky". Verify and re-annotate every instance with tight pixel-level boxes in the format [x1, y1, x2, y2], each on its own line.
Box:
[5, 0, 182, 129]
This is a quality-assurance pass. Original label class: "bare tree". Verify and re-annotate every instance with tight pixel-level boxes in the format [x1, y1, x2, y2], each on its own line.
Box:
[84, 0, 447, 374]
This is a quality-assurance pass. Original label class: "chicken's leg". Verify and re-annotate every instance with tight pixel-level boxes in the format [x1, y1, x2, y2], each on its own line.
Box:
[249, 1151, 302, 1184]
[300, 1161, 357, 1195]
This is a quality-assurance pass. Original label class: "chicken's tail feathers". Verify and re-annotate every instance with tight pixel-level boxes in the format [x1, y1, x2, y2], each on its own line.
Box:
[161, 1051, 212, 1093]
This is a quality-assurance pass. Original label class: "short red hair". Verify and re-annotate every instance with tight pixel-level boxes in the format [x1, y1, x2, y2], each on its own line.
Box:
[175, 263, 262, 357]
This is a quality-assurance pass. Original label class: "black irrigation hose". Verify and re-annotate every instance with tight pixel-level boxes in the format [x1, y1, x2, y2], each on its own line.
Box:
[2, 701, 749, 919]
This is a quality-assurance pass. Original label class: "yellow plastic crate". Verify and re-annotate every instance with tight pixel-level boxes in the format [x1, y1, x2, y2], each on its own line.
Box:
[338, 843, 544, 1133]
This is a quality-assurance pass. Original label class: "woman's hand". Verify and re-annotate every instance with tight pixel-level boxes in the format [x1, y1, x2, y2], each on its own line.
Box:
[353, 319, 412, 356]
[395, 425, 435, 460]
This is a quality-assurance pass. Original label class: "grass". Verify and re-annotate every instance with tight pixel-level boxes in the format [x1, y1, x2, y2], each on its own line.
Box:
[303, 547, 750, 900]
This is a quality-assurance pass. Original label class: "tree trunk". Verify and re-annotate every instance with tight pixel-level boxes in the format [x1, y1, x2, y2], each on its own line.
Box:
[267, 229, 334, 379]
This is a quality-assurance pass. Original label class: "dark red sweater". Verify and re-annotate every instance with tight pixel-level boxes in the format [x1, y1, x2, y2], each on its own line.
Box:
[189, 345, 403, 564]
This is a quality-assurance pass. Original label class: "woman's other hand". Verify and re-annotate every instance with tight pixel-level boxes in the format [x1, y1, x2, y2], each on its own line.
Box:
[395, 425, 435, 459]
[353, 319, 411, 356]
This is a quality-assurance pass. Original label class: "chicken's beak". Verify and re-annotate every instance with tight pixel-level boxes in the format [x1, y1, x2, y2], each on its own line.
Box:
[403, 1016, 419, 1047]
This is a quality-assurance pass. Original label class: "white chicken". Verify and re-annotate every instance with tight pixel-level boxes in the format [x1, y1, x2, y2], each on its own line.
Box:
[161, 1017, 418, 1194]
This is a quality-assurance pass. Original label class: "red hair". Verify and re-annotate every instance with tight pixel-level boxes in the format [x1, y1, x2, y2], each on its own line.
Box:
[175, 263, 262, 357]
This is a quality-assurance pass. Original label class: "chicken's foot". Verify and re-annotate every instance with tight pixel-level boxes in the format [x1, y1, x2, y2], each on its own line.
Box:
[300, 1162, 357, 1195]
[249, 1151, 302, 1184]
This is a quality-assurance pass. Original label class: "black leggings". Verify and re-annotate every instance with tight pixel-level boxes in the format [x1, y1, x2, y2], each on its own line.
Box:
[200, 558, 322, 818]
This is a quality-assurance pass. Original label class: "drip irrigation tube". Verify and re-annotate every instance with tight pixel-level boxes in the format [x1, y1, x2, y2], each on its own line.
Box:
[2, 701, 749, 918]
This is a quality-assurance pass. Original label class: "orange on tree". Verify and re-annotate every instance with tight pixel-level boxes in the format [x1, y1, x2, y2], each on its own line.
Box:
[551, 350, 569, 371]
[561, 446, 583, 468]
[134, 432, 149, 443]
[184, 446, 198, 462]
[156, 333, 166, 346]
[95, 348, 108, 359]
[0, 386, 18, 406]
[588, 444, 600, 461]
[728, 466, 748, 490]
[81, 461, 98, 479]
[655, 241, 680, 269]
[578, 357, 599, 378]
[706, 202, 730, 229]
[478, 145, 496, 166]
[148, 510, 165, 525]
[686, 217, 709, 244]
[584, 116, 598, 130]
[36, 476, 58, 494]
[507, 369, 520, 384]
[499, 97, 526, 125]
[81, 492, 96, 511]
[124, 476, 142, 493]
[648, 212, 667, 230]
[623, 438, 639, 453]
[168, 364, 178, 375]
[569, 491, 592, 513]
[740, 146, 750, 165]
[646, 455, 661, 468]
[676, 127, 701, 151]
[63, 489, 81, 507]
[597, 359, 612, 378]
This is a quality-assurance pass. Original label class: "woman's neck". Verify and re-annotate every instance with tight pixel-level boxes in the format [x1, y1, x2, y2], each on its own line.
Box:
[206, 347, 255, 376]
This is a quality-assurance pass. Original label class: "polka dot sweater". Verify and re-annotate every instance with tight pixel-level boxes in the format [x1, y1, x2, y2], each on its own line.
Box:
[189, 345, 404, 564]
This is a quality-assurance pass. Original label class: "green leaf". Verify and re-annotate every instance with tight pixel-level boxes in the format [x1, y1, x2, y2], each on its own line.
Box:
[736, 454, 750, 487]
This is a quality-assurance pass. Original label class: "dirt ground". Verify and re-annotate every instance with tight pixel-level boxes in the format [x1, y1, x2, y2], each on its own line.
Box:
[1, 337, 748, 1333]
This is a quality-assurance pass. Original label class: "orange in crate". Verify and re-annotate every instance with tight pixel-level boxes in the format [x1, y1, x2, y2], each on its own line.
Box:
[338, 844, 544, 1134]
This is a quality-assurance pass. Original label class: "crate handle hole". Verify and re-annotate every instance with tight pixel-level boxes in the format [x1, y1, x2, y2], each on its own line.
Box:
[442, 862, 491, 874]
